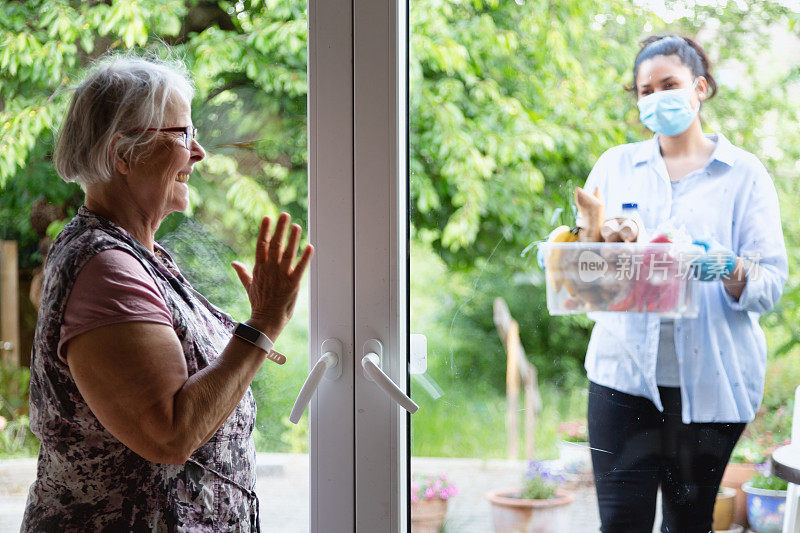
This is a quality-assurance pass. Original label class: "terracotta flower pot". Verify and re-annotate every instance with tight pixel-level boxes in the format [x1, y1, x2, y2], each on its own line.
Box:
[411, 498, 448, 533]
[486, 488, 574, 533]
[721, 462, 755, 528]
[713, 486, 737, 531]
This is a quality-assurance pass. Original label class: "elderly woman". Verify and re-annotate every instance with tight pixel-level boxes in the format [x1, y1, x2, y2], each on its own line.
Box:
[21, 55, 313, 531]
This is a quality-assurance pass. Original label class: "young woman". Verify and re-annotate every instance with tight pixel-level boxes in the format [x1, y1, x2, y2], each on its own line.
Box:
[581, 35, 788, 533]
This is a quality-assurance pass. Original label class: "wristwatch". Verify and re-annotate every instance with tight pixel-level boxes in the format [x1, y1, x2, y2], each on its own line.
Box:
[233, 322, 285, 365]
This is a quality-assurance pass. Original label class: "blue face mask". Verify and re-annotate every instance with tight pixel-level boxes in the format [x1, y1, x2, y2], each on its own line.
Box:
[637, 79, 699, 136]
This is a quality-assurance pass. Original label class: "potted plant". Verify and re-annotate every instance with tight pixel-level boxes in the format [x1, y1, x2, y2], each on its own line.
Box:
[723, 435, 770, 528]
[713, 485, 738, 531]
[723, 372, 795, 528]
[723, 427, 791, 529]
[410, 472, 458, 533]
[486, 460, 574, 533]
[556, 420, 591, 475]
[742, 461, 789, 533]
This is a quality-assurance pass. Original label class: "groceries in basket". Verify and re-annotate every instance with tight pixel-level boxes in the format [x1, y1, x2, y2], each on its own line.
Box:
[537, 187, 703, 317]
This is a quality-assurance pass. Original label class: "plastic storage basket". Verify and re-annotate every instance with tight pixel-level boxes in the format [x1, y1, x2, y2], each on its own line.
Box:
[538, 241, 703, 318]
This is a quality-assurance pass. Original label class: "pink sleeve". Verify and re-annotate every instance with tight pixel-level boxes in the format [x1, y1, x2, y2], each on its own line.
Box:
[58, 249, 173, 365]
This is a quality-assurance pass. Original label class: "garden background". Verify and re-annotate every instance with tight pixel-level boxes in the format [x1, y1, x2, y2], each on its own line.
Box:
[1, 0, 799, 463]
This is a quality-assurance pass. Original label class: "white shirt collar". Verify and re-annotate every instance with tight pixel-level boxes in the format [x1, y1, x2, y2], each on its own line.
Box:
[632, 132, 739, 168]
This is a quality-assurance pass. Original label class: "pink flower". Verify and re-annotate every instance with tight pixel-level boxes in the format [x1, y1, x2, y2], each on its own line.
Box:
[411, 472, 458, 503]
[0, 415, 6, 432]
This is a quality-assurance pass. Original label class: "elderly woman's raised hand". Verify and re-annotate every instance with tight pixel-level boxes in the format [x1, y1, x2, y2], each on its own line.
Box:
[231, 213, 314, 342]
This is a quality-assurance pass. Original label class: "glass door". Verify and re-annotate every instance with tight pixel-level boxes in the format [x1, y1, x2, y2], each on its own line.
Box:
[350, 1, 800, 532]
[0, 0, 356, 531]
[173, 0, 359, 529]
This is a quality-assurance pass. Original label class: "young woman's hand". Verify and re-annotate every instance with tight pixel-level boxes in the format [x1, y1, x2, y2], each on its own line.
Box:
[689, 238, 736, 281]
[574, 186, 606, 242]
[231, 213, 314, 341]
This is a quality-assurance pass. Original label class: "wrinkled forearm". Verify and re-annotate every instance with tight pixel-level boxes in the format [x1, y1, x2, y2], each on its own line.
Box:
[167, 325, 269, 463]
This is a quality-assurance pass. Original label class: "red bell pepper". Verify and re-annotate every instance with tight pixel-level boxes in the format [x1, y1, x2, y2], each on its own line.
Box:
[607, 233, 684, 314]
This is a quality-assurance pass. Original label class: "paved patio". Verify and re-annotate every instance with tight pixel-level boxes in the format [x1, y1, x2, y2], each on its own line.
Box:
[0, 454, 744, 532]
[412, 456, 601, 532]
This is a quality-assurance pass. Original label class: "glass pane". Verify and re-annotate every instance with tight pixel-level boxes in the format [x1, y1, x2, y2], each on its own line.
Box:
[409, 1, 799, 532]
[0, 2, 310, 531]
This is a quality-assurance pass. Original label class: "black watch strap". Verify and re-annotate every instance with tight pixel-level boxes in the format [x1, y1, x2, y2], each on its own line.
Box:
[233, 323, 285, 365]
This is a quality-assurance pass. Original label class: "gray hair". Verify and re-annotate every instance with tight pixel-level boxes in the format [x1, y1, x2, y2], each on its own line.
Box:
[54, 53, 195, 189]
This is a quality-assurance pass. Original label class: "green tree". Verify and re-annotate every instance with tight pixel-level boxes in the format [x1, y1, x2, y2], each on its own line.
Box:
[1, 0, 308, 264]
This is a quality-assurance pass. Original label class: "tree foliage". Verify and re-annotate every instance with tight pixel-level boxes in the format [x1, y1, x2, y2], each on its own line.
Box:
[410, 0, 649, 268]
[0, 0, 308, 266]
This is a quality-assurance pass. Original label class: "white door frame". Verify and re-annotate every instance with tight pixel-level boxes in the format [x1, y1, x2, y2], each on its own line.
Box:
[308, 0, 408, 529]
[353, 0, 409, 531]
[308, 0, 356, 530]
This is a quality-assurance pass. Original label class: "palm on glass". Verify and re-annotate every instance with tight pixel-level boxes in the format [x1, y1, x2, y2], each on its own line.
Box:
[231, 213, 314, 342]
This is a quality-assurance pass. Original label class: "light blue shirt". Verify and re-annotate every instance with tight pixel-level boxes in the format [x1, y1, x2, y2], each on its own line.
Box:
[656, 319, 680, 387]
[583, 133, 788, 423]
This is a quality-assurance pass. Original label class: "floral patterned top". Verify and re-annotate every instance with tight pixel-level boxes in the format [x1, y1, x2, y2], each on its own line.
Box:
[22, 206, 260, 532]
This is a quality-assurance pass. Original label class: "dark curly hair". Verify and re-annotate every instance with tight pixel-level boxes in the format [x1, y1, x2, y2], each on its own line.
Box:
[628, 34, 717, 99]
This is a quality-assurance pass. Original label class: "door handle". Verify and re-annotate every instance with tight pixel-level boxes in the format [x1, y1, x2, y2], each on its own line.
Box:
[289, 338, 342, 424]
[361, 339, 419, 414]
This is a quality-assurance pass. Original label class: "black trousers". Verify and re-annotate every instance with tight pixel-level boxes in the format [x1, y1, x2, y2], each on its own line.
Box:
[587, 381, 746, 533]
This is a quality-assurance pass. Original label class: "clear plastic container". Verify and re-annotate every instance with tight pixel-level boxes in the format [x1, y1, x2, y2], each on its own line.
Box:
[538, 241, 703, 318]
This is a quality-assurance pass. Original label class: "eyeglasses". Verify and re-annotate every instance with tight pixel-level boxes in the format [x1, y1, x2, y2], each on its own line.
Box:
[127, 126, 198, 149]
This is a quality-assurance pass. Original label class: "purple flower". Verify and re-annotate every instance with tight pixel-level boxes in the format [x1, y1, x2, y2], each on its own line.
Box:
[523, 460, 565, 488]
